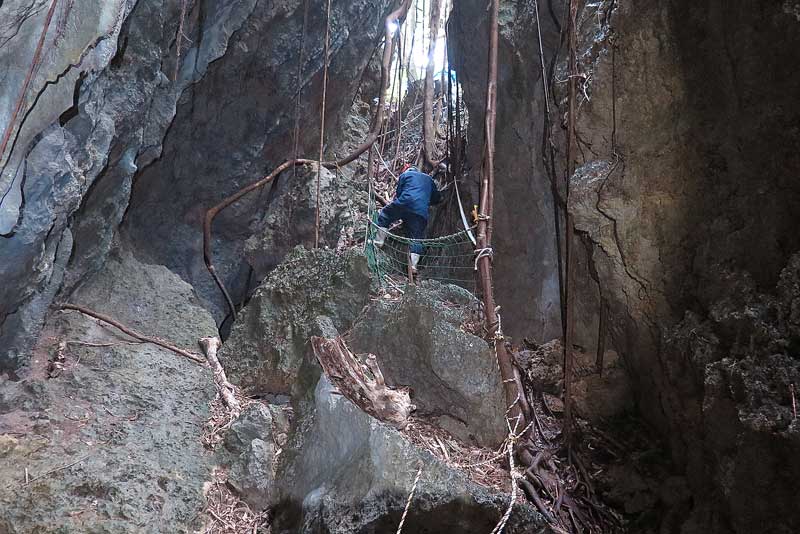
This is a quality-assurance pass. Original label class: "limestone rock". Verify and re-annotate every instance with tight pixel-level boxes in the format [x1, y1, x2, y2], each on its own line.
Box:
[270, 377, 546, 534]
[228, 439, 277, 512]
[224, 403, 274, 455]
[221, 247, 372, 397]
[0, 250, 217, 533]
[349, 281, 508, 447]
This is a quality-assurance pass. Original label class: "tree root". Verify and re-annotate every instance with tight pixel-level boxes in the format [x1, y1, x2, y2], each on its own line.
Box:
[59, 304, 206, 364]
[199, 336, 241, 416]
[203, 0, 413, 320]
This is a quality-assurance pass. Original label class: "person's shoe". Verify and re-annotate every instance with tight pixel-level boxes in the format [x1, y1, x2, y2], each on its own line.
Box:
[373, 226, 389, 248]
[410, 253, 421, 274]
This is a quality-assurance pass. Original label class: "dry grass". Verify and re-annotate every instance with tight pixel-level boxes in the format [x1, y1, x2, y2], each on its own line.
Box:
[402, 417, 519, 498]
[200, 390, 277, 533]
[200, 468, 270, 534]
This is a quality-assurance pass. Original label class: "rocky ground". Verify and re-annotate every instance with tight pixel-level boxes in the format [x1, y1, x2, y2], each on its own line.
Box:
[0, 247, 550, 533]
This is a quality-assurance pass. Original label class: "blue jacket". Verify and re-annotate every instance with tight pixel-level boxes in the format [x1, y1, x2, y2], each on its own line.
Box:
[393, 169, 442, 220]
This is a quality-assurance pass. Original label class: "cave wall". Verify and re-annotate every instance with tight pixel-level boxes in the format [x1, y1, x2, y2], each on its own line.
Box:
[0, 0, 394, 371]
[452, 0, 800, 531]
[121, 0, 392, 322]
[449, 0, 564, 344]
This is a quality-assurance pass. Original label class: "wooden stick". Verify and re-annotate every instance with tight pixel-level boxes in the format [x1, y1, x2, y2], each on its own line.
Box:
[59, 304, 206, 364]
[475, 0, 524, 433]
[199, 337, 241, 416]
[311, 336, 413, 429]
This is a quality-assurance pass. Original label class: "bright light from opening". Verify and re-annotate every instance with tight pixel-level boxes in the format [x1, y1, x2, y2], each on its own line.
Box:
[386, 20, 399, 33]
[413, 48, 429, 68]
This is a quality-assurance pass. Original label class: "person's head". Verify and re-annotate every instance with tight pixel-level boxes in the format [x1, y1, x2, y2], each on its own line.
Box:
[400, 163, 417, 174]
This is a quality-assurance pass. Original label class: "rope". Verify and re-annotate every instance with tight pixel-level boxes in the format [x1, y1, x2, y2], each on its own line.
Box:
[315, 0, 333, 248]
[396, 464, 423, 534]
[454, 176, 477, 245]
[474, 247, 493, 270]
[369, 219, 476, 247]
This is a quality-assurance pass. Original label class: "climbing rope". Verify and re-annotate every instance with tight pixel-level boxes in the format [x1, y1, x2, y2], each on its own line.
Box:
[396, 463, 423, 534]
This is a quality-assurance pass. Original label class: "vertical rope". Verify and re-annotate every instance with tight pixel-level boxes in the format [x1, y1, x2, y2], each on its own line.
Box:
[563, 0, 580, 447]
[316, 0, 333, 249]
[395, 464, 423, 534]
[292, 0, 311, 181]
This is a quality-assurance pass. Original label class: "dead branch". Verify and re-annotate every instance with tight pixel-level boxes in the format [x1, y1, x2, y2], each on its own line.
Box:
[311, 336, 413, 429]
[199, 336, 241, 417]
[203, 0, 413, 319]
[59, 304, 206, 364]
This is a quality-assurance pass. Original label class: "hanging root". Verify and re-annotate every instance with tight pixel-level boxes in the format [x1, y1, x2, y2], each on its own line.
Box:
[59, 304, 206, 364]
[203, 0, 413, 320]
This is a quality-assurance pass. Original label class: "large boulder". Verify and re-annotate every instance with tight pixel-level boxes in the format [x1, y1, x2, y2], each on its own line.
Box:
[349, 281, 508, 447]
[0, 250, 218, 533]
[220, 247, 371, 398]
[243, 162, 369, 285]
[270, 376, 546, 534]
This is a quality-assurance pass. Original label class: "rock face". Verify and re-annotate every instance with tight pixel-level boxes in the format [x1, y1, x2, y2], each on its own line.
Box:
[451, 0, 800, 531]
[121, 0, 393, 322]
[243, 160, 369, 287]
[350, 281, 508, 447]
[0, 250, 218, 532]
[220, 247, 372, 397]
[449, 0, 563, 343]
[516, 339, 633, 423]
[0, 0, 393, 372]
[271, 376, 545, 534]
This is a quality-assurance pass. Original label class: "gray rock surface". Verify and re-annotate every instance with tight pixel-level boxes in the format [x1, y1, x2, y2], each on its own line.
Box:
[0, 0, 250, 370]
[221, 247, 372, 397]
[449, 0, 563, 343]
[0, 249, 218, 533]
[228, 438, 276, 512]
[271, 376, 546, 534]
[223, 402, 274, 455]
[122, 0, 394, 322]
[243, 160, 369, 286]
[452, 1, 800, 531]
[349, 281, 508, 447]
[0, 0, 394, 371]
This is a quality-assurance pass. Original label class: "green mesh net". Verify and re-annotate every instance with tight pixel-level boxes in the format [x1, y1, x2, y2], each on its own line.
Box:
[365, 185, 477, 291]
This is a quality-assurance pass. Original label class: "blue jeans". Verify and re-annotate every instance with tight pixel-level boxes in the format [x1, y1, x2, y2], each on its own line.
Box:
[377, 203, 427, 254]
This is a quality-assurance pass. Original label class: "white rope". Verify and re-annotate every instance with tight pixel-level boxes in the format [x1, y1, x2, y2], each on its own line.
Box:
[489, 442, 520, 534]
[454, 176, 477, 245]
[474, 247, 494, 270]
[396, 464, 423, 534]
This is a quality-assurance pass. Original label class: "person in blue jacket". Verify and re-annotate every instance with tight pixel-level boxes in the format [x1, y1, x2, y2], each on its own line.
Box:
[373, 164, 442, 273]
